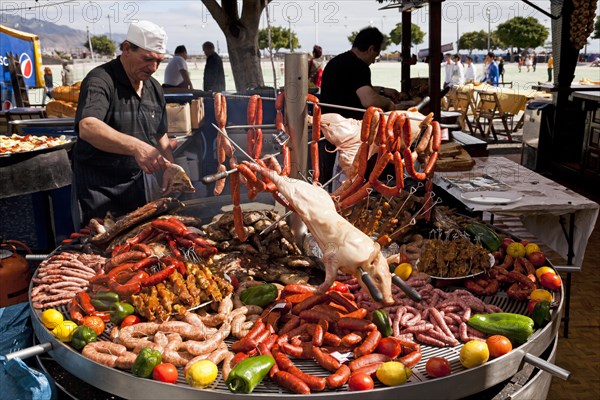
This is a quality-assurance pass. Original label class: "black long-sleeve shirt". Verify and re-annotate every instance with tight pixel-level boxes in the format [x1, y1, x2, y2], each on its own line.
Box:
[203, 53, 225, 92]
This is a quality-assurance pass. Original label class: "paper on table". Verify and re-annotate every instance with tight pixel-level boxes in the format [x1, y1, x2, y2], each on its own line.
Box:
[442, 175, 511, 192]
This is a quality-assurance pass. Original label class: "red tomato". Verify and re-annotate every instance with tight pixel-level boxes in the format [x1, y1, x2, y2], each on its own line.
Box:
[376, 337, 402, 359]
[120, 315, 141, 328]
[425, 357, 451, 378]
[328, 281, 349, 293]
[527, 299, 541, 315]
[486, 335, 513, 358]
[152, 363, 178, 384]
[539, 272, 561, 291]
[348, 372, 374, 391]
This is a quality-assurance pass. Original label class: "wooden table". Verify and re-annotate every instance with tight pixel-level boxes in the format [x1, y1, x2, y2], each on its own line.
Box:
[434, 156, 599, 337]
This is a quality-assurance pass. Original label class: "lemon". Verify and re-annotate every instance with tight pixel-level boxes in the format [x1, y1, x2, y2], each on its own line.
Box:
[41, 309, 64, 330]
[530, 289, 553, 302]
[460, 340, 489, 368]
[506, 242, 526, 258]
[52, 320, 78, 342]
[535, 266, 556, 280]
[394, 263, 413, 281]
[524, 243, 541, 256]
[185, 360, 218, 388]
[376, 361, 412, 386]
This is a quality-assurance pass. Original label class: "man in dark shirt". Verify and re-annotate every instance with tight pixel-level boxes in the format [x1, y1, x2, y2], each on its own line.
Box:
[73, 20, 178, 227]
[319, 27, 400, 186]
[203, 41, 225, 92]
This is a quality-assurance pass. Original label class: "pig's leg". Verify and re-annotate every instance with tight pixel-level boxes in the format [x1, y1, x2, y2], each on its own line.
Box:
[316, 252, 339, 293]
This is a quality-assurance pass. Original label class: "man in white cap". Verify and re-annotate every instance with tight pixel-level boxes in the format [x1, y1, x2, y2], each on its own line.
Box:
[72, 20, 179, 226]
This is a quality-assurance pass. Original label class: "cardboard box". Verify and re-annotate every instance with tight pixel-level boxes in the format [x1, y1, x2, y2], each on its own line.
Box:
[166, 103, 191, 135]
[190, 98, 204, 129]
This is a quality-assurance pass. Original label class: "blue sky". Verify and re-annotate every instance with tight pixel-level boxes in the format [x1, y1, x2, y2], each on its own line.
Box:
[2, 0, 599, 55]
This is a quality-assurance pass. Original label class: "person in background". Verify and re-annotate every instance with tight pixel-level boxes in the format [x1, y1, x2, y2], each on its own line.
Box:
[442, 53, 454, 89]
[464, 55, 478, 82]
[547, 54, 554, 82]
[450, 54, 465, 87]
[525, 54, 533, 72]
[163, 45, 192, 89]
[72, 20, 177, 227]
[308, 45, 326, 88]
[43, 67, 53, 100]
[532, 53, 537, 72]
[497, 57, 505, 84]
[319, 26, 401, 187]
[481, 52, 499, 86]
[61, 61, 74, 86]
[202, 41, 225, 92]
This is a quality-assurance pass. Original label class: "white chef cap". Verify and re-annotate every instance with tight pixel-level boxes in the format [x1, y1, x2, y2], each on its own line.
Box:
[126, 20, 167, 54]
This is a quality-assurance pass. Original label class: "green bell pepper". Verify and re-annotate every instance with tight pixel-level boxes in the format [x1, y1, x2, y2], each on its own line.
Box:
[110, 302, 135, 325]
[71, 325, 97, 350]
[225, 355, 275, 393]
[468, 313, 534, 345]
[531, 300, 551, 329]
[132, 347, 162, 378]
[240, 283, 278, 308]
[91, 292, 120, 311]
[92, 291, 120, 303]
[373, 309, 393, 337]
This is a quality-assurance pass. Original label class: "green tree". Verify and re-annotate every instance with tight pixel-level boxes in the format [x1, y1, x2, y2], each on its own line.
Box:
[389, 23, 425, 46]
[594, 15, 600, 39]
[84, 35, 115, 56]
[459, 31, 487, 53]
[347, 31, 392, 51]
[495, 16, 548, 50]
[258, 26, 299, 54]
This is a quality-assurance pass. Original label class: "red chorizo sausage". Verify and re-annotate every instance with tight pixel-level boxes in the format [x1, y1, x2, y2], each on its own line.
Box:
[337, 317, 377, 332]
[354, 329, 382, 358]
[312, 346, 341, 372]
[352, 362, 384, 378]
[341, 332, 363, 347]
[398, 350, 422, 368]
[327, 291, 359, 312]
[292, 294, 329, 315]
[326, 365, 351, 389]
[343, 308, 368, 319]
[287, 365, 326, 392]
[273, 370, 311, 394]
[349, 353, 391, 371]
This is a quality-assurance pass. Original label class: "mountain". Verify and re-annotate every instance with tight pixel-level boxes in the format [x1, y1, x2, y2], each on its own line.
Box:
[1, 15, 125, 54]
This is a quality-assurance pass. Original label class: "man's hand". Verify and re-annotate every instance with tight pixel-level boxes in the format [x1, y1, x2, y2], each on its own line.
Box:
[134, 142, 168, 174]
[383, 87, 401, 103]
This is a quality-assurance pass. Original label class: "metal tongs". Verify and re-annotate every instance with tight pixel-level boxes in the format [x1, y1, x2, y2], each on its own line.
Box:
[358, 267, 423, 303]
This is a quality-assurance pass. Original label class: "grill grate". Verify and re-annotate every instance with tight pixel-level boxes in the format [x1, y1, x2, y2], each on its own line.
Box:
[50, 284, 557, 395]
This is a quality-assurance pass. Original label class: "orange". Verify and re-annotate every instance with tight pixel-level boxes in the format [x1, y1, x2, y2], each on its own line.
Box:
[82, 316, 106, 336]
[535, 266, 556, 280]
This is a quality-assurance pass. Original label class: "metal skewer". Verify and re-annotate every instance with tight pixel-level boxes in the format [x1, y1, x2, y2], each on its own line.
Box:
[201, 152, 281, 184]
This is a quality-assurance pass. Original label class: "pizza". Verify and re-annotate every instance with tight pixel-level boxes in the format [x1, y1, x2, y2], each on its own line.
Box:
[0, 134, 71, 155]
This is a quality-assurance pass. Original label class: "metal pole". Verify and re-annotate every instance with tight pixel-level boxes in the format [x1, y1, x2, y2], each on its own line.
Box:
[107, 15, 112, 42]
[456, 21, 459, 53]
[288, 18, 292, 52]
[284, 52, 308, 243]
[487, 9, 491, 52]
